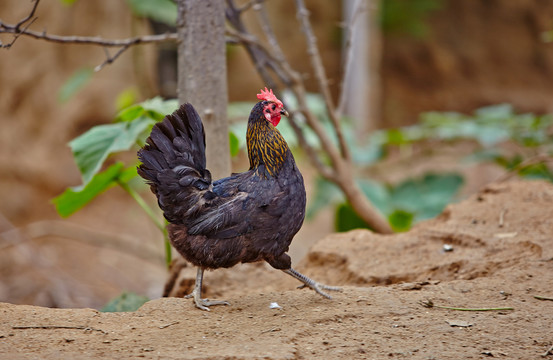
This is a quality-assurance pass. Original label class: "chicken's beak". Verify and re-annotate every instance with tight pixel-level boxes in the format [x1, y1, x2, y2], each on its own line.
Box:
[280, 108, 289, 117]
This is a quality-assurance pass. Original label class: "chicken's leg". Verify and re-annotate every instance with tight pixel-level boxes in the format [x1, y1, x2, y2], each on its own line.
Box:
[185, 267, 230, 311]
[283, 268, 342, 299]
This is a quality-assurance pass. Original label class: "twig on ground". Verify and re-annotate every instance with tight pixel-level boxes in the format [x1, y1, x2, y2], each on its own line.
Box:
[534, 295, 553, 301]
[419, 299, 514, 311]
[159, 321, 180, 329]
[498, 209, 506, 227]
[12, 325, 106, 334]
[543, 344, 553, 357]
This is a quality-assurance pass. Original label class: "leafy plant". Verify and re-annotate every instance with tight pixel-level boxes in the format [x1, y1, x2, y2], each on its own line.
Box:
[312, 173, 463, 233]
[53, 97, 252, 267]
[305, 101, 552, 232]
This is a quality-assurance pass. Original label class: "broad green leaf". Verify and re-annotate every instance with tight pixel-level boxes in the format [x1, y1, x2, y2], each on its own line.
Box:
[334, 203, 372, 232]
[58, 67, 93, 103]
[70, 116, 154, 187]
[116, 88, 139, 111]
[115, 97, 178, 123]
[126, 0, 177, 26]
[390, 173, 463, 221]
[101, 291, 149, 312]
[53, 162, 130, 217]
[518, 164, 553, 182]
[388, 209, 414, 232]
[140, 97, 179, 121]
[229, 131, 240, 157]
[116, 105, 145, 123]
[474, 103, 513, 120]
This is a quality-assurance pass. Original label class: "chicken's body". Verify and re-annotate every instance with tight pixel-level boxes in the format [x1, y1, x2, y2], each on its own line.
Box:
[138, 90, 339, 310]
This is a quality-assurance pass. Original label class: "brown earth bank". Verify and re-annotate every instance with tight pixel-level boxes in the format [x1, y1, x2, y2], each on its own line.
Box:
[1, 179, 553, 359]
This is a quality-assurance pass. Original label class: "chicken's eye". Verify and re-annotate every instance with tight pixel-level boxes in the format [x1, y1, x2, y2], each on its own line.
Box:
[271, 104, 276, 111]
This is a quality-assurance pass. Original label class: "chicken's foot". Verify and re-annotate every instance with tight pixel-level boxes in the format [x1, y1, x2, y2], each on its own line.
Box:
[283, 268, 342, 299]
[185, 267, 229, 311]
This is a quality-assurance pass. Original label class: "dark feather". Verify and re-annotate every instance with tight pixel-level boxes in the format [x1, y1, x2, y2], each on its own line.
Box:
[137, 101, 306, 270]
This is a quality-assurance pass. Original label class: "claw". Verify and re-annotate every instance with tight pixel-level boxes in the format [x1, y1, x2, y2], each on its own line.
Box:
[187, 268, 230, 311]
[284, 268, 342, 299]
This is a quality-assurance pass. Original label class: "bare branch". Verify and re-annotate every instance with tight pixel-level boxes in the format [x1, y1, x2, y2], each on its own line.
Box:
[94, 44, 131, 72]
[0, 25, 178, 47]
[228, 0, 392, 233]
[0, 0, 40, 48]
[295, 0, 351, 162]
[0, 0, 177, 70]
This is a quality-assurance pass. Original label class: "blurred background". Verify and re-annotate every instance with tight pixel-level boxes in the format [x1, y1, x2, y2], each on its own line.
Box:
[1, 0, 552, 309]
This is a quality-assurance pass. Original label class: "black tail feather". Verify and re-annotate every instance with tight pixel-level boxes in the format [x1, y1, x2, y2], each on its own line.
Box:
[137, 103, 211, 223]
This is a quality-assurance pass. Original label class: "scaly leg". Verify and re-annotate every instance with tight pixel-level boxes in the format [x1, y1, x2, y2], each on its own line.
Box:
[184, 267, 230, 311]
[283, 268, 342, 299]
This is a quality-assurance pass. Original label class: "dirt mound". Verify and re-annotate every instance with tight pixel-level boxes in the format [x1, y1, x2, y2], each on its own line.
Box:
[1, 179, 553, 359]
[299, 181, 552, 286]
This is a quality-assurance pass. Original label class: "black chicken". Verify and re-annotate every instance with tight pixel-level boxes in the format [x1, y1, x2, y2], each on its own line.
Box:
[138, 88, 340, 310]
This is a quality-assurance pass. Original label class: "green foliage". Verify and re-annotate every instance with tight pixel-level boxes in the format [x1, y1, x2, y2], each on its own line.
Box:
[126, 0, 177, 26]
[335, 203, 371, 232]
[69, 116, 153, 188]
[58, 67, 93, 103]
[320, 173, 464, 233]
[53, 162, 136, 217]
[306, 101, 552, 233]
[101, 291, 149, 312]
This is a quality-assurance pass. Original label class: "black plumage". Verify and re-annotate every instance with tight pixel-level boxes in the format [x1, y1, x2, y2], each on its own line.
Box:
[138, 98, 339, 310]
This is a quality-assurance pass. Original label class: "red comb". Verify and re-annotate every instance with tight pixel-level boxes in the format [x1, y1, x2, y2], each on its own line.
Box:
[256, 87, 283, 107]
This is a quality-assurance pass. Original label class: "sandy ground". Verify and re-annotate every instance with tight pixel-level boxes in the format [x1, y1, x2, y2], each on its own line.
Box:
[1, 179, 552, 359]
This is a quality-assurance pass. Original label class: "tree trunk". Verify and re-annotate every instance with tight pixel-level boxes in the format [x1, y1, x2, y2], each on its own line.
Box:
[176, 0, 230, 180]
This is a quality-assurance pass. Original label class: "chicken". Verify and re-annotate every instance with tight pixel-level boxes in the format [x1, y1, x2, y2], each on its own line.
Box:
[137, 88, 340, 310]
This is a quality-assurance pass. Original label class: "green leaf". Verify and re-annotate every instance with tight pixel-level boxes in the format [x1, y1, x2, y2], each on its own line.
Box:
[388, 210, 414, 232]
[70, 117, 154, 187]
[58, 67, 93, 103]
[518, 164, 553, 182]
[229, 131, 240, 157]
[126, 0, 177, 26]
[100, 291, 149, 312]
[116, 88, 139, 111]
[52, 162, 131, 217]
[334, 203, 372, 232]
[140, 97, 179, 121]
[390, 173, 464, 221]
[115, 104, 145, 123]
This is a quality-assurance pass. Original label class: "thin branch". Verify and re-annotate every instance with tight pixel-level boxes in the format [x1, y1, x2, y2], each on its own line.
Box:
[0, 0, 40, 48]
[226, 0, 391, 233]
[295, 0, 351, 162]
[0, 0, 177, 70]
[0, 25, 178, 47]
